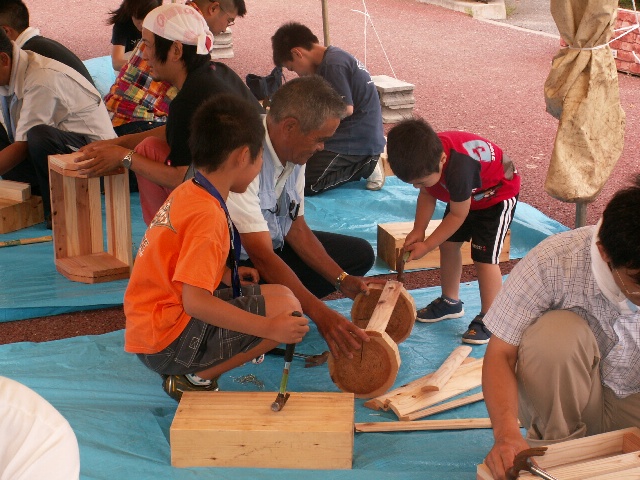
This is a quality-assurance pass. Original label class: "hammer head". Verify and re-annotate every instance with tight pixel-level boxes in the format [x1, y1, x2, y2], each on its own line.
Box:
[506, 447, 548, 480]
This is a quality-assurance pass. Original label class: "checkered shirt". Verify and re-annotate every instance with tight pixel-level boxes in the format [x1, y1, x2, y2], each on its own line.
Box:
[104, 41, 178, 127]
[484, 226, 640, 398]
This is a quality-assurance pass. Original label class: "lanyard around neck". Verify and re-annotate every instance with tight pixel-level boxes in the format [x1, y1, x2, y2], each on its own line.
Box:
[193, 171, 242, 298]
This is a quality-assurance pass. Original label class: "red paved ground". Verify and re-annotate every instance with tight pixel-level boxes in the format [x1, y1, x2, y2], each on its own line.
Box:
[3, 1, 636, 343]
[31, 0, 640, 227]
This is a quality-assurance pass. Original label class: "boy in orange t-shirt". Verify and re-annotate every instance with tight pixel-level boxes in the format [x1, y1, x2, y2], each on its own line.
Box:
[124, 94, 308, 401]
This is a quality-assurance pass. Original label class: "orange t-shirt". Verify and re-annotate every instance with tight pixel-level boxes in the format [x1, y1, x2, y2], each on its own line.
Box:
[124, 180, 229, 354]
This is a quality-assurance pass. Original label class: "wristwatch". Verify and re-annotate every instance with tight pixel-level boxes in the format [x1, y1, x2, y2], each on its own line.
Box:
[122, 150, 135, 169]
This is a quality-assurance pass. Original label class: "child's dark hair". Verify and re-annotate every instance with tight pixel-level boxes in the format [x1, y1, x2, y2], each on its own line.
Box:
[599, 175, 640, 280]
[153, 34, 210, 73]
[271, 22, 319, 66]
[0, 0, 29, 32]
[189, 94, 265, 172]
[386, 118, 444, 183]
[107, 0, 160, 25]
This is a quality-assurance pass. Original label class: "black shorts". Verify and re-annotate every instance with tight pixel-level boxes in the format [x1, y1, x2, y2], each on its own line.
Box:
[445, 196, 517, 264]
[137, 285, 266, 375]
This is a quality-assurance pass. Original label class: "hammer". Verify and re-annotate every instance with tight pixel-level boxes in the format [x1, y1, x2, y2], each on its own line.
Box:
[396, 250, 410, 283]
[506, 447, 558, 480]
[271, 311, 303, 412]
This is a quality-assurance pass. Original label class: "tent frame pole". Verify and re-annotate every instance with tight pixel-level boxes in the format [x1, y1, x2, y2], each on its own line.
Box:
[321, 0, 330, 46]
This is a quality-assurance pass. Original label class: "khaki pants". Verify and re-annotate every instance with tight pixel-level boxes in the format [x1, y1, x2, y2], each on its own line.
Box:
[516, 310, 640, 445]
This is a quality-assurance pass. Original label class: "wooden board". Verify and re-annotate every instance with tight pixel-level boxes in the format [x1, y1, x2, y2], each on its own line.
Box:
[48, 152, 124, 177]
[0, 196, 44, 233]
[363, 357, 481, 413]
[171, 391, 354, 469]
[477, 427, 640, 480]
[355, 418, 491, 432]
[404, 392, 484, 421]
[389, 358, 483, 419]
[377, 221, 511, 271]
[0, 179, 30, 201]
[351, 282, 416, 344]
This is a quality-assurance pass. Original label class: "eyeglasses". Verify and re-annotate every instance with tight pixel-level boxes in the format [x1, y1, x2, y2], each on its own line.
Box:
[218, 4, 235, 26]
[612, 266, 640, 300]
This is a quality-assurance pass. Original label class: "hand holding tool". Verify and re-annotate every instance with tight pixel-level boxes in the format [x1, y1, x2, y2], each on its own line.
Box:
[269, 348, 329, 368]
[506, 447, 558, 480]
[396, 250, 410, 283]
[271, 311, 302, 412]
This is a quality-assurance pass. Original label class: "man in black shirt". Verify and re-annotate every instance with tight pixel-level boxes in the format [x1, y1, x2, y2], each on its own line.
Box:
[75, 3, 261, 224]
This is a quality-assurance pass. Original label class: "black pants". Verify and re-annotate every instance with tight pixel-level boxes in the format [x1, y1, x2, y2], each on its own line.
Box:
[305, 150, 380, 196]
[1, 124, 92, 217]
[240, 230, 375, 299]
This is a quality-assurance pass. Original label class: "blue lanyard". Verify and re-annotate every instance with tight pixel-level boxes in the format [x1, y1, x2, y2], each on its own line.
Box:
[193, 171, 242, 298]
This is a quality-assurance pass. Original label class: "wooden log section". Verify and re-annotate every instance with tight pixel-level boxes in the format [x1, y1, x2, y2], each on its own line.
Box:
[351, 282, 416, 344]
[329, 281, 408, 398]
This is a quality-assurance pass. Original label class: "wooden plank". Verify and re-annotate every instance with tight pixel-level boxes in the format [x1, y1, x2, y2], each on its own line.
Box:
[403, 392, 484, 421]
[377, 221, 510, 272]
[0, 179, 30, 201]
[388, 359, 483, 418]
[366, 280, 403, 334]
[478, 427, 640, 480]
[355, 418, 492, 433]
[623, 433, 640, 453]
[518, 452, 640, 480]
[0, 196, 43, 233]
[584, 466, 640, 479]
[364, 357, 479, 412]
[104, 173, 132, 269]
[171, 391, 354, 469]
[532, 427, 640, 469]
[421, 346, 472, 392]
[49, 152, 125, 178]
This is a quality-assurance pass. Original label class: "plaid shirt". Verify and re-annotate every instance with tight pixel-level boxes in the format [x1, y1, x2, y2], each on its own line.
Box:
[104, 41, 178, 127]
[484, 226, 640, 398]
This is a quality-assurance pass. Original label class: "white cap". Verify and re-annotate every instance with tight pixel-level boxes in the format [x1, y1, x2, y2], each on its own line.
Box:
[143, 4, 214, 55]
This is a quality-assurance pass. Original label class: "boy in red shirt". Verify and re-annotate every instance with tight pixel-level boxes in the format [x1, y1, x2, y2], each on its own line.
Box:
[124, 94, 308, 400]
[387, 118, 520, 344]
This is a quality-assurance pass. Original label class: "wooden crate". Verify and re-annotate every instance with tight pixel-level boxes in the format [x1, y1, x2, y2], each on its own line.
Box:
[0, 179, 31, 202]
[171, 391, 354, 469]
[48, 153, 132, 283]
[0, 195, 43, 233]
[377, 220, 510, 271]
[477, 427, 640, 480]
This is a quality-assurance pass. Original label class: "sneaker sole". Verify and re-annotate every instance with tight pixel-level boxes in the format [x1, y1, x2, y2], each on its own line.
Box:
[416, 310, 465, 323]
[461, 337, 490, 345]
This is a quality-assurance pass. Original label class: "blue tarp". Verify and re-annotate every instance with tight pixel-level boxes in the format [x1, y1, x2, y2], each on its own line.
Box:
[0, 177, 567, 322]
[1, 282, 497, 479]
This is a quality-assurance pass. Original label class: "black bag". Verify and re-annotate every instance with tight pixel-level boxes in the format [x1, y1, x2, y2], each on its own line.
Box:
[245, 66, 285, 102]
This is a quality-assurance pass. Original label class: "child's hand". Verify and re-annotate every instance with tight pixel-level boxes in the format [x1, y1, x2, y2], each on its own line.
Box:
[238, 266, 259, 284]
[404, 240, 433, 262]
[270, 311, 310, 344]
[404, 228, 426, 249]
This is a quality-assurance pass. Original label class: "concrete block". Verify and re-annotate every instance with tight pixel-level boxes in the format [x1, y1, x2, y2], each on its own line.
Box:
[417, 0, 506, 21]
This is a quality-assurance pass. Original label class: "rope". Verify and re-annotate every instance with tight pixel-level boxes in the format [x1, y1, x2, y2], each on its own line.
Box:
[563, 0, 640, 63]
[350, 1, 397, 78]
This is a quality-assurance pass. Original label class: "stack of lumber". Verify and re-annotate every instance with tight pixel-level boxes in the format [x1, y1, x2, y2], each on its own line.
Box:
[210, 28, 234, 59]
[355, 346, 489, 433]
[371, 74, 415, 124]
[0, 179, 43, 233]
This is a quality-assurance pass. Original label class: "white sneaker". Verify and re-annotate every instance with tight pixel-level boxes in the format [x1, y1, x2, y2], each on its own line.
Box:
[366, 160, 385, 191]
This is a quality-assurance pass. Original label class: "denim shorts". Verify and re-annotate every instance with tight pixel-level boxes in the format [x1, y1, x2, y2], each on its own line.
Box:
[137, 285, 265, 375]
